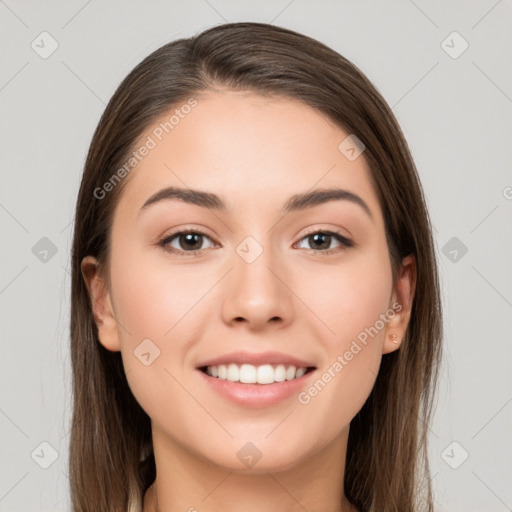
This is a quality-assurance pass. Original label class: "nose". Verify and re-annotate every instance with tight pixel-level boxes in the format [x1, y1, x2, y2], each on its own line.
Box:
[221, 238, 294, 332]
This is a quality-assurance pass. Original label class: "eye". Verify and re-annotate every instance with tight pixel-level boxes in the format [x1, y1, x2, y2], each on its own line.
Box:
[295, 230, 354, 254]
[158, 229, 217, 256]
[158, 228, 354, 256]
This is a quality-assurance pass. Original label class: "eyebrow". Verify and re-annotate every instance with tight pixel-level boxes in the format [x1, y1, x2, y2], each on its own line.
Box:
[139, 186, 373, 220]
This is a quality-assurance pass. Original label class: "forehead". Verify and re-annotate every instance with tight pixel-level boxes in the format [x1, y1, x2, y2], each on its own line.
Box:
[113, 90, 382, 225]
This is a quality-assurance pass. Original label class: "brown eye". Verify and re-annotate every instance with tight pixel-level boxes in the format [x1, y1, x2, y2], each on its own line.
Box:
[296, 231, 353, 254]
[176, 233, 204, 251]
[159, 230, 216, 255]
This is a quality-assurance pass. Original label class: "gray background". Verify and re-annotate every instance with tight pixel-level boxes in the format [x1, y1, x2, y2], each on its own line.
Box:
[1, 1, 511, 511]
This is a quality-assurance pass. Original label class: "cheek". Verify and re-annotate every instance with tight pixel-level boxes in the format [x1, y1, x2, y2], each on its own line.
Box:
[110, 243, 208, 343]
[293, 251, 392, 427]
[109, 246, 214, 403]
[299, 250, 393, 346]
[110, 248, 208, 432]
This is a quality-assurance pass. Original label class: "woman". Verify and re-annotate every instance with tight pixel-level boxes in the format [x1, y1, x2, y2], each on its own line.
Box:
[70, 22, 442, 512]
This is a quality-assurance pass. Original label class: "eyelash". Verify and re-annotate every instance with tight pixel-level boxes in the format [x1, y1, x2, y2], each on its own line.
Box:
[157, 228, 354, 257]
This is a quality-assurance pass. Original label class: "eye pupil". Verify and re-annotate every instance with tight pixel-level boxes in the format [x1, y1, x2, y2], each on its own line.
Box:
[181, 233, 202, 250]
[310, 233, 330, 250]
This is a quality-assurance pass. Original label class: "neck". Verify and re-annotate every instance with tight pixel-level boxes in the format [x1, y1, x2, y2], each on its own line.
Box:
[143, 425, 357, 512]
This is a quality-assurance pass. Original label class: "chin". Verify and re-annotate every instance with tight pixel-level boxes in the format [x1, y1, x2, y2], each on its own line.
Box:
[193, 435, 316, 474]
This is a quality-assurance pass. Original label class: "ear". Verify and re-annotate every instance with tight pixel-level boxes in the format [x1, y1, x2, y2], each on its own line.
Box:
[382, 254, 416, 354]
[81, 255, 121, 352]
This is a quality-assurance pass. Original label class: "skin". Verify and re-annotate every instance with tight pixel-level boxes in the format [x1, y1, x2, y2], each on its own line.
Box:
[82, 89, 415, 512]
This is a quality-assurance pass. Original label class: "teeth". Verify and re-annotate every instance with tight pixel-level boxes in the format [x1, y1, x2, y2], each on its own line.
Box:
[295, 367, 306, 378]
[204, 363, 309, 384]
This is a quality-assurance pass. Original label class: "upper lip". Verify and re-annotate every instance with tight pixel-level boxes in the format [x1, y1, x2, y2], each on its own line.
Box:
[196, 351, 316, 369]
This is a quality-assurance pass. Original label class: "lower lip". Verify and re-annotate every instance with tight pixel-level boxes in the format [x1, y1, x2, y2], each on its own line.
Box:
[197, 368, 316, 408]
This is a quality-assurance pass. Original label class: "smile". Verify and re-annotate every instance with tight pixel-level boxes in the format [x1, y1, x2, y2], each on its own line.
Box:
[200, 363, 315, 385]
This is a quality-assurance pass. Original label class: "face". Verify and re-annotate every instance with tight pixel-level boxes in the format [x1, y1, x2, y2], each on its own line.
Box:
[82, 89, 414, 472]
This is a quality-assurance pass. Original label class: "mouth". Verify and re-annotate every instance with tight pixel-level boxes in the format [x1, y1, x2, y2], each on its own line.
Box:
[198, 363, 316, 385]
[195, 351, 318, 407]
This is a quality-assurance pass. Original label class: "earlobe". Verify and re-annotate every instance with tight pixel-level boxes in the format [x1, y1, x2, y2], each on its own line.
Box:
[382, 254, 416, 355]
[81, 255, 121, 352]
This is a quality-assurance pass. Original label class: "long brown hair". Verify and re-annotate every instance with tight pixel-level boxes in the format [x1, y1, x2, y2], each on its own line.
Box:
[70, 22, 442, 512]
